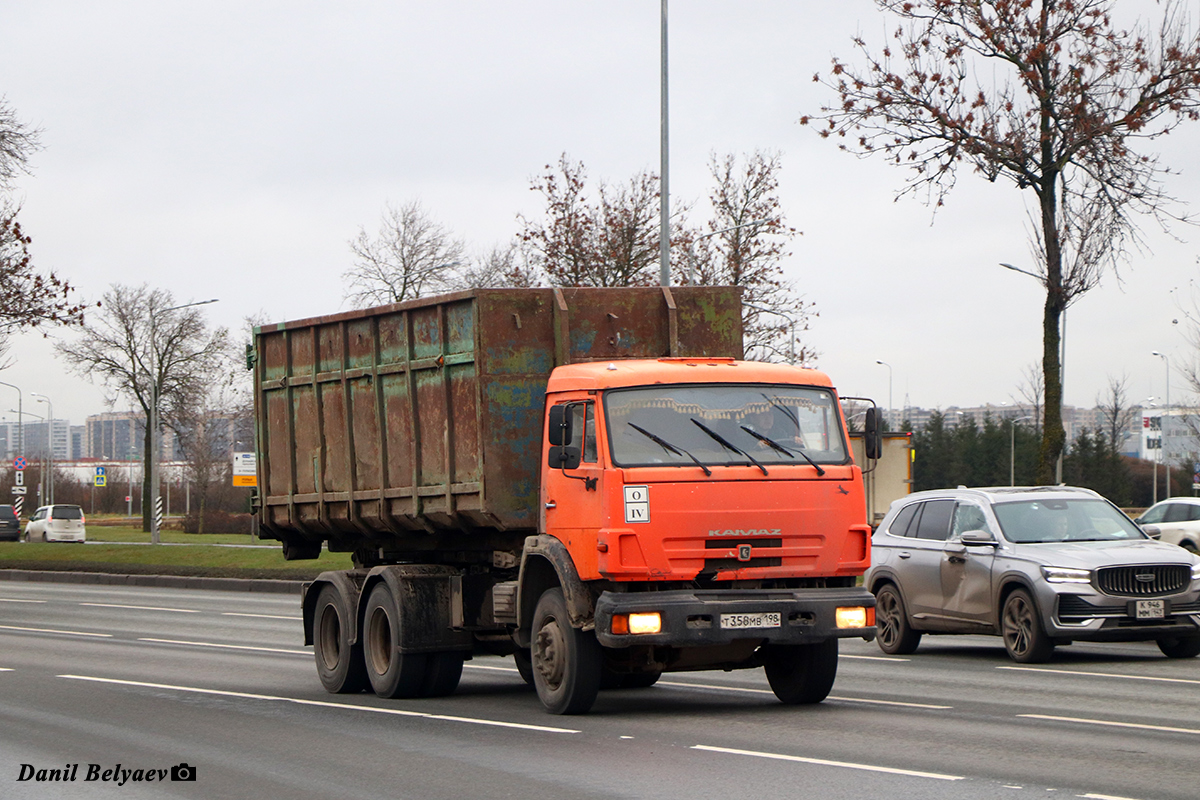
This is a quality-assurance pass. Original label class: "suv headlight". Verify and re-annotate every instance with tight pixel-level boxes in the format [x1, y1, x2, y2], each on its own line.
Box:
[1041, 566, 1092, 584]
[1192, 563, 1200, 583]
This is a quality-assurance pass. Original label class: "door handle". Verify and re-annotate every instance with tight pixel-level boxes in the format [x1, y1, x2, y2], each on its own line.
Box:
[545, 501, 556, 510]
[898, 551, 911, 559]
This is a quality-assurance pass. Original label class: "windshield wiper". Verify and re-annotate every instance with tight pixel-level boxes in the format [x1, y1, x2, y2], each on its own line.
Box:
[740, 426, 826, 476]
[628, 423, 712, 476]
[691, 418, 768, 476]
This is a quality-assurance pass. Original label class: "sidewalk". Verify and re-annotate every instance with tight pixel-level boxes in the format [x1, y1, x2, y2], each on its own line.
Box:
[0, 568, 304, 594]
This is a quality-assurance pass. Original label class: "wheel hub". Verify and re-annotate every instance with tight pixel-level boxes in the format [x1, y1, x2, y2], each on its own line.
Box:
[534, 618, 566, 689]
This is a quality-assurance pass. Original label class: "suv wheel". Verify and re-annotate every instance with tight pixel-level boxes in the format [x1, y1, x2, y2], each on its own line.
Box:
[874, 584, 922, 655]
[1156, 635, 1200, 659]
[1001, 589, 1054, 663]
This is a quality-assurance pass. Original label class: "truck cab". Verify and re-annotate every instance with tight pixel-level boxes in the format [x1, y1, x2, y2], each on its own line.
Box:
[521, 358, 877, 712]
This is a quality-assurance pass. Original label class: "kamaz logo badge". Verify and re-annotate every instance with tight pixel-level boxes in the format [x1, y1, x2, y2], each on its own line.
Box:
[708, 529, 781, 537]
[737, 544, 752, 561]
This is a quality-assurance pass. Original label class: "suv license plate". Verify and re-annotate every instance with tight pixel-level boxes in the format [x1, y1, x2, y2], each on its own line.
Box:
[1135, 600, 1165, 619]
[720, 612, 781, 630]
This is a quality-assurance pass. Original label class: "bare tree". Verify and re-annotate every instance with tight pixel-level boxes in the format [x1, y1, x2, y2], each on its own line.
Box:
[344, 200, 466, 307]
[684, 151, 815, 364]
[519, 154, 686, 288]
[1, 101, 87, 360]
[55, 284, 229, 531]
[1096, 373, 1138, 455]
[1013, 362, 1044, 435]
[448, 243, 543, 291]
[806, 0, 1200, 483]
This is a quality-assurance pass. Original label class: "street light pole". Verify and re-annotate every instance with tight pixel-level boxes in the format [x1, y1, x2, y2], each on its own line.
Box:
[1152, 351, 1170, 499]
[659, 0, 670, 287]
[743, 302, 796, 364]
[31, 393, 53, 504]
[875, 360, 893, 429]
[150, 298, 219, 544]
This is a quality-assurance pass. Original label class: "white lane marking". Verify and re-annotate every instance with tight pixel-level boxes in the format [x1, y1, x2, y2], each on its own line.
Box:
[0, 598, 47, 603]
[1020, 714, 1200, 736]
[999, 665, 1200, 686]
[139, 638, 308, 655]
[1080, 794, 1147, 800]
[0, 667, 13, 672]
[657, 679, 951, 709]
[692, 744, 964, 781]
[459, 665, 949, 708]
[58, 675, 579, 734]
[840, 654, 911, 662]
[81, 603, 200, 614]
[0, 624, 112, 638]
[222, 612, 303, 620]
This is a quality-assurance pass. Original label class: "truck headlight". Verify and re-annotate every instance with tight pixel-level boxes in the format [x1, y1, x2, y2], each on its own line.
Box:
[836, 606, 870, 629]
[1041, 566, 1092, 584]
[612, 612, 662, 635]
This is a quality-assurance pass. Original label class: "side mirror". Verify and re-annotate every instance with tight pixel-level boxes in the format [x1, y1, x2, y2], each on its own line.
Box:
[548, 446, 582, 470]
[960, 530, 999, 547]
[864, 407, 882, 460]
[548, 404, 573, 446]
[1141, 524, 1162, 540]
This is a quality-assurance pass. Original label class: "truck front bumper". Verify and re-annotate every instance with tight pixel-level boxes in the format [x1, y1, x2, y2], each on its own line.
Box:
[593, 587, 876, 648]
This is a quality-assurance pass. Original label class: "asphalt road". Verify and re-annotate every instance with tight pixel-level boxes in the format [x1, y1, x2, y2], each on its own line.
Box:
[1, 582, 1197, 800]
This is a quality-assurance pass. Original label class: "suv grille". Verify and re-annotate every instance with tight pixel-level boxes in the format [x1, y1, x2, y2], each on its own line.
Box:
[1096, 565, 1191, 597]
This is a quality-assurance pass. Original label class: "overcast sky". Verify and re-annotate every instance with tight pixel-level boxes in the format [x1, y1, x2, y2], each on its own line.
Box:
[1, 1, 1197, 429]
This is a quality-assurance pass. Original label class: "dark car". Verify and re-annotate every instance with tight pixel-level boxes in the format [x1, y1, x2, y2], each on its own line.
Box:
[0, 504, 19, 542]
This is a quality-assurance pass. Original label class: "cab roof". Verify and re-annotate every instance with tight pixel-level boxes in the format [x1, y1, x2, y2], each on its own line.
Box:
[545, 358, 836, 393]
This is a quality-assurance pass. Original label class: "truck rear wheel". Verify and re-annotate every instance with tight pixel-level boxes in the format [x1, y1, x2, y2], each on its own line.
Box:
[313, 585, 368, 694]
[422, 651, 465, 696]
[531, 587, 602, 715]
[763, 639, 838, 705]
[363, 583, 429, 698]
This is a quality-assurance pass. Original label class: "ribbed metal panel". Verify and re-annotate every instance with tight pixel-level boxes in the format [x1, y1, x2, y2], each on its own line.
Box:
[1096, 565, 1190, 597]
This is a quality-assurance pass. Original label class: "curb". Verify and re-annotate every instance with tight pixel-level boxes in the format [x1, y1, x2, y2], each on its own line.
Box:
[0, 569, 304, 594]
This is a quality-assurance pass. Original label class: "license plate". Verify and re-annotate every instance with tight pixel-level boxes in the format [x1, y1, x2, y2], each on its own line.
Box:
[720, 612, 781, 630]
[1136, 599, 1165, 619]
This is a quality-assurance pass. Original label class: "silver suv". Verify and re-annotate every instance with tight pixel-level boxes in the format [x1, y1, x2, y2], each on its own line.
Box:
[865, 487, 1200, 662]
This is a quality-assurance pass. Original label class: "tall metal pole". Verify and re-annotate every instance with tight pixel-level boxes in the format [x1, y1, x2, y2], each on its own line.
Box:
[875, 361, 893, 429]
[1153, 351, 1170, 499]
[659, 0, 670, 287]
[31, 393, 53, 504]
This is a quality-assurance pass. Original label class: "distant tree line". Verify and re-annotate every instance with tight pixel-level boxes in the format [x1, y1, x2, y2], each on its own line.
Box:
[907, 411, 1188, 508]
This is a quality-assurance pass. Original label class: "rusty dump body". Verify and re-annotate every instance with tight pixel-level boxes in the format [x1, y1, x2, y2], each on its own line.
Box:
[252, 286, 742, 556]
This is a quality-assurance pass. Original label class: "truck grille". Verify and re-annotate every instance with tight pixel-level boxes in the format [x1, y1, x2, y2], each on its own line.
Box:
[1095, 565, 1190, 597]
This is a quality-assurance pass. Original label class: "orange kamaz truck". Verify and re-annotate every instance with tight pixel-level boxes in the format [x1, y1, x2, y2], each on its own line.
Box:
[251, 287, 879, 714]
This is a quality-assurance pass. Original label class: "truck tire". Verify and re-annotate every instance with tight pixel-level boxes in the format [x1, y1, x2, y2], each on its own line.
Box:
[363, 582, 429, 698]
[422, 652, 465, 697]
[313, 585, 368, 694]
[513, 649, 535, 686]
[763, 639, 839, 705]
[531, 587, 602, 715]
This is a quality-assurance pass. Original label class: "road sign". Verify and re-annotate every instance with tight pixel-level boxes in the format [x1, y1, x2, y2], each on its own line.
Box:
[11, 486, 26, 495]
[93, 466, 107, 487]
[14, 470, 23, 487]
[233, 452, 257, 487]
[13, 457, 26, 470]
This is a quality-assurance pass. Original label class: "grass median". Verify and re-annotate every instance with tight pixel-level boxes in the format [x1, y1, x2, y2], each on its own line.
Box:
[0, 526, 353, 580]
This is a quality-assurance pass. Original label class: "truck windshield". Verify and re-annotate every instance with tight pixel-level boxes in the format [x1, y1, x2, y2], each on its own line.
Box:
[604, 384, 849, 469]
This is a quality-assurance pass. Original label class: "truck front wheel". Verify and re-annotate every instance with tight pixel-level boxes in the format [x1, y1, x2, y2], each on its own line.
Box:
[763, 639, 838, 705]
[313, 585, 368, 694]
[531, 588, 602, 715]
[363, 583, 429, 698]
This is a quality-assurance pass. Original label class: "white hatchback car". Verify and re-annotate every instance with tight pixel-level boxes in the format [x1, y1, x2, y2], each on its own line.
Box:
[24, 505, 87, 543]
[1135, 498, 1200, 553]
